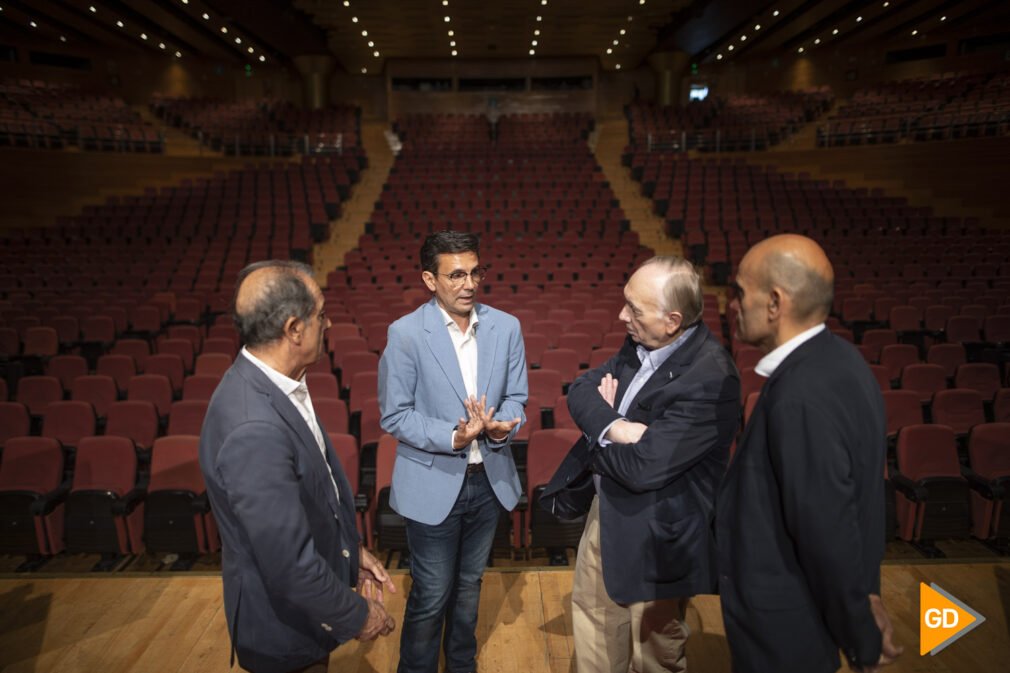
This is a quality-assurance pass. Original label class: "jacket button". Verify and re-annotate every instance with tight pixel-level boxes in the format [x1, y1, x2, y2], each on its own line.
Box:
[321, 623, 332, 632]
[460, 453, 467, 459]
[342, 549, 350, 558]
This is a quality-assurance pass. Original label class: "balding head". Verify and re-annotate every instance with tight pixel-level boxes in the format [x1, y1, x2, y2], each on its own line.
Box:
[233, 260, 318, 349]
[732, 235, 834, 351]
[745, 235, 834, 323]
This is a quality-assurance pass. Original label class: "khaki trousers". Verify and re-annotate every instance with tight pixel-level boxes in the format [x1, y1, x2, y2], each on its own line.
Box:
[572, 497, 690, 673]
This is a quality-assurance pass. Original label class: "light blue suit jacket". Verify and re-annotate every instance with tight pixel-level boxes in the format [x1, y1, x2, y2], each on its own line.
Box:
[378, 299, 527, 526]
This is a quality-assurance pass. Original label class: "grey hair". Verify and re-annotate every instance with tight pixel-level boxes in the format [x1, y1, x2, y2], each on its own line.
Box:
[233, 260, 316, 348]
[640, 256, 704, 326]
[764, 250, 834, 321]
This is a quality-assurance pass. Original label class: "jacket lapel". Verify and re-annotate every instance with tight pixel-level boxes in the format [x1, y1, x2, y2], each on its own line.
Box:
[618, 324, 711, 411]
[422, 299, 468, 403]
[475, 304, 498, 398]
[613, 337, 642, 410]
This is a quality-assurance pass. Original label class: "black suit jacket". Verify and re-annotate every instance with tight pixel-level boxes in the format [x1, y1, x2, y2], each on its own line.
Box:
[716, 329, 886, 673]
[565, 324, 740, 603]
[199, 355, 367, 673]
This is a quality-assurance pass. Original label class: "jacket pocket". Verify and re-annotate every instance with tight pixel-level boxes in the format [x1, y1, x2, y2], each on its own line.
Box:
[644, 515, 700, 583]
[397, 442, 434, 467]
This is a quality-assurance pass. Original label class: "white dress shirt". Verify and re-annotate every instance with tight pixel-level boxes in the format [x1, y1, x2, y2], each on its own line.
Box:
[439, 305, 483, 465]
[241, 347, 340, 503]
[754, 323, 826, 378]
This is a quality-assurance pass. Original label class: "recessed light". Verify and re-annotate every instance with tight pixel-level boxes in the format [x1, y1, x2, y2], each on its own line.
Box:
[368, 41, 374, 47]
[857, 16, 863, 22]
[716, 54, 723, 60]
[116, 20, 124, 28]
[628, 16, 633, 22]
[175, 51, 182, 58]
[449, 41, 455, 46]
[534, 29, 540, 36]
[236, 37, 243, 44]
[29, 20, 37, 28]
[606, 48, 612, 54]
[443, 0, 448, 5]
[911, 29, 918, 35]
[181, 0, 188, 4]
[451, 49, 458, 56]
[620, 29, 626, 35]
[89, 6, 96, 13]
[613, 39, 619, 45]
[259, 55, 266, 62]
[728, 44, 734, 51]
[773, 10, 779, 17]
[141, 33, 148, 40]
[373, 50, 379, 57]
[832, 28, 839, 35]
[616, 63, 622, 69]
[444, 16, 450, 22]
[361, 67, 367, 74]
[159, 42, 165, 49]
[541, 0, 547, 5]
[536, 15, 542, 22]
[814, 38, 820, 44]
[940, 16, 947, 21]
[343, 1, 350, 6]
[755, 24, 761, 31]
[883, 2, 889, 7]
[532, 40, 538, 46]
[740, 35, 747, 41]
[798, 47, 804, 53]
[352, 17, 358, 23]
[202, 13, 209, 20]
[60, 36, 67, 42]
[220, 26, 228, 33]
[529, 49, 535, 55]
[248, 47, 254, 53]
[448, 30, 454, 36]
[361, 30, 367, 36]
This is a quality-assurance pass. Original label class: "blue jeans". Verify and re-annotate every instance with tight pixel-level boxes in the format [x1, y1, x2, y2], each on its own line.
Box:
[397, 469, 501, 673]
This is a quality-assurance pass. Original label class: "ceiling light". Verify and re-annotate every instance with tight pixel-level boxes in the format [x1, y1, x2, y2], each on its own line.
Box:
[883, 2, 889, 6]
[534, 29, 540, 36]
[856, 16, 863, 22]
[248, 47, 254, 53]
[368, 40, 374, 47]
[373, 50, 379, 57]
[449, 40, 455, 46]
[755, 24, 761, 30]
[451, 49, 458, 56]
[536, 15, 542, 21]
[220, 26, 228, 33]
[60, 36, 67, 42]
[444, 16, 450, 22]
[798, 47, 804, 53]
[532, 40, 538, 46]
[911, 29, 918, 35]
[90, 6, 96, 12]
[141, 33, 148, 40]
[448, 30, 454, 36]
[344, 1, 350, 6]
[361, 67, 367, 74]
[175, 51, 182, 57]
[773, 10, 779, 17]
[202, 13, 209, 20]
[613, 39, 619, 45]
[832, 28, 839, 35]
[159, 42, 165, 49]
[814, 38, 820, 44]
[116, 20, 124, 28]
[361, 30, 368, 36]
[542, 0, 548, 5]
[616, 64, 622, 69]
[259, 55, 266, 62]
[606, 48, 612, 54]
[740, 35, 747, 41]
[443, 0, 448, 5]
[529, 49, 535, 55]
[716, 54, 723, 60]
[181, 0, 188, 4]
[940, 16, 946, 21]
[29, 20, 37, 28]
[728, 44, 734, 51]
[628, 15, 633, 21]
[352, 17, 358, 23]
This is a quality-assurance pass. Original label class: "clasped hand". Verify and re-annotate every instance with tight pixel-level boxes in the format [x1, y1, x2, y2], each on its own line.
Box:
[597, 373, 648, 444]
[453, 394, 521, 450]
[356, 547, 397, 641]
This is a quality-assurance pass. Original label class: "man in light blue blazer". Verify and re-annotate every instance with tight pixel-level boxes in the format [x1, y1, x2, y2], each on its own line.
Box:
[379, 231, 527, 673]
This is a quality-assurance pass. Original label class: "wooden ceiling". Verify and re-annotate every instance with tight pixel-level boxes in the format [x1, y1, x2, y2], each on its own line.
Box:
[3, 0, 1008, 74]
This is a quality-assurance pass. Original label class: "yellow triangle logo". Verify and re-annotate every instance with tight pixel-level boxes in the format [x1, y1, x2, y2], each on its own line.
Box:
[920, 583, 985, 655]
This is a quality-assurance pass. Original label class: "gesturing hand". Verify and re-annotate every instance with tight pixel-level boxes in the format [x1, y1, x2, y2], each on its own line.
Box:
[467, 394, 521, 442]
[453, 399, 485, 450]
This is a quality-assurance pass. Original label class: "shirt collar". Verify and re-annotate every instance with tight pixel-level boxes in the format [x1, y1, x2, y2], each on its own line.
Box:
[437, 303, 479, 337]
[242, 346, 305, 396]
[754, 323, 826, 378]
[636, 324, 698, 370]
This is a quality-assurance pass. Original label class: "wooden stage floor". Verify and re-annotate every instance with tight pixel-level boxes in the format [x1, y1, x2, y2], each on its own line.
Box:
[1, 562, 1008, 673]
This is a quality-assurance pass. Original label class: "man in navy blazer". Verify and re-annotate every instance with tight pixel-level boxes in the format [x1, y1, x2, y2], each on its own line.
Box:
[379, 231, 527, 673]
[565, 257, 740, 673]
[717, 235, 903, 673]
[200, 261, 396, 673]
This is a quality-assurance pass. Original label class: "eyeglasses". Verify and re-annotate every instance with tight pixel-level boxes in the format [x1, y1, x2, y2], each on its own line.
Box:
[438, 266, 488, 287]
